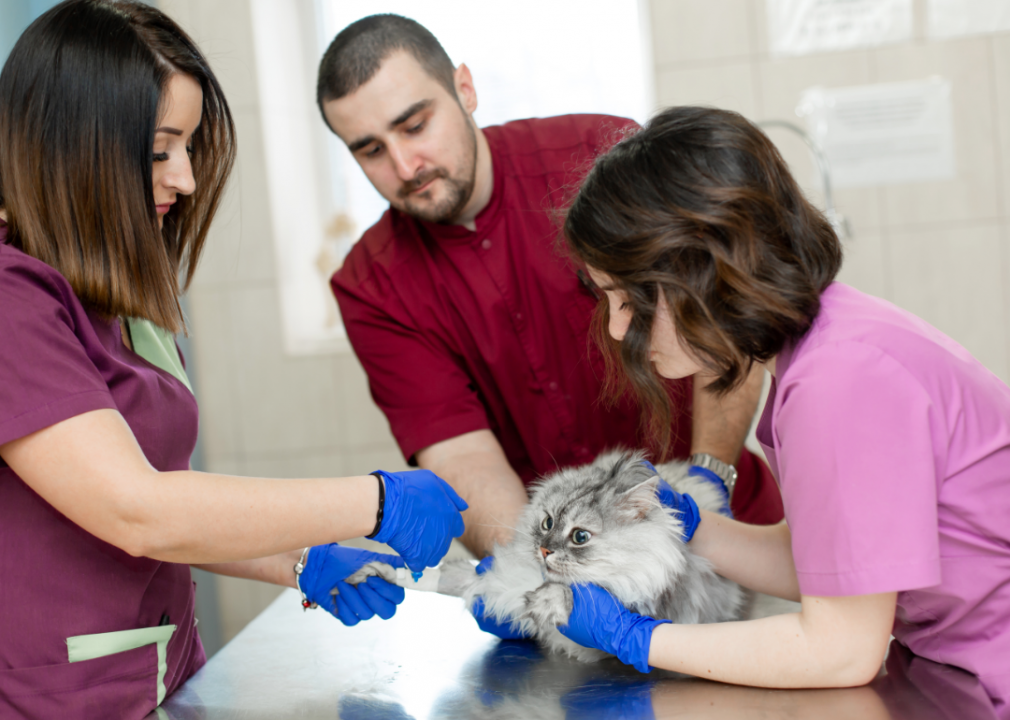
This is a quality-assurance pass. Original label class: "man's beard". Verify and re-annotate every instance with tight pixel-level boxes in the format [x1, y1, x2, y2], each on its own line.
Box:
[396, 121, 478, 224]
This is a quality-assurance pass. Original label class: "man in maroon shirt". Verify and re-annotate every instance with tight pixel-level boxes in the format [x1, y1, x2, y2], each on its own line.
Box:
[318, 15, 783, 559]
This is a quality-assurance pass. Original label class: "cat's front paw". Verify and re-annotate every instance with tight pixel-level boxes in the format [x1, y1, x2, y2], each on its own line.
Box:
[345, 561, 398, 586]
[521, 582, 573, 633]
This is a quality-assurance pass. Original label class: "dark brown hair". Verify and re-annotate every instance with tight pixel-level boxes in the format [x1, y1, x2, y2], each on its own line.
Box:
[317, 14, 457, 127]
[564, 106, 842, 449]
[0, 0, 235, 333]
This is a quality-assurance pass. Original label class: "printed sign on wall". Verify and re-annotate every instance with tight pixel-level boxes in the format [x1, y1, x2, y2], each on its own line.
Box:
[768, 0, 913, 57]
[798, 78, 956, 188]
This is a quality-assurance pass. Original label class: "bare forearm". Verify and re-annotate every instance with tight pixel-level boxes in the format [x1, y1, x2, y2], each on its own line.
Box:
[647, 602, 890, 688]
[690, 510, 799, 600]
[194, 550, 303, 589]
[129, 471, 378, 563]
[691, 365, 765, 464]
[417, 430, 528, 557]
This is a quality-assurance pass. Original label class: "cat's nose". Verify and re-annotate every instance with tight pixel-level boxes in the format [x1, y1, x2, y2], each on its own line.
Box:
[540, 547, 553, 560]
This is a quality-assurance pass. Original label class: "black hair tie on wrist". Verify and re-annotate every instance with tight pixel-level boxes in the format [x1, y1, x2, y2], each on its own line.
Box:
[366, 472, 385, 539]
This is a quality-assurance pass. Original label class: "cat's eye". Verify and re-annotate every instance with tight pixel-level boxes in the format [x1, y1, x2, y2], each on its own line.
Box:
[571, 529, 591, 545]
[541, 515, 554, 531]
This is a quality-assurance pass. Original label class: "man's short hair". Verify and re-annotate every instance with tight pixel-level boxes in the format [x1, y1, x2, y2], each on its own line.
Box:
[317, 14, 457, 121]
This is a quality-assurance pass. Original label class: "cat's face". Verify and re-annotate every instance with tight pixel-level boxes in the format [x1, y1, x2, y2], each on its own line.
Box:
[521, 453, 674, 585]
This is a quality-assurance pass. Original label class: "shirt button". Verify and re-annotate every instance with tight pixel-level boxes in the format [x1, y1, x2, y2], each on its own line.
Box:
[515, 312, 523, 321]
[481, 239, 492, 250]
[548, 381, 559, 391]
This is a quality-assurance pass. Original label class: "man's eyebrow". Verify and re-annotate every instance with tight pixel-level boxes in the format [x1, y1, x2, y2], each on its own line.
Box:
[155, 126, 183, 136]
[390, 99, 432, 128]
[346, 99, 434, 154]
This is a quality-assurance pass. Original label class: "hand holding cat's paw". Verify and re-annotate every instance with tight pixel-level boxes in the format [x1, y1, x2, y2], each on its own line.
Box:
[522, 582, 573, 633]
[558, 583, 670, 673]
[299, 544, 406, 626]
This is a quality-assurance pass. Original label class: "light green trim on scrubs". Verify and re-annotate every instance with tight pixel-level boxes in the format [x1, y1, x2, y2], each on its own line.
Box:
[126, 317, 194, 394]
[67, 624, 177, 706]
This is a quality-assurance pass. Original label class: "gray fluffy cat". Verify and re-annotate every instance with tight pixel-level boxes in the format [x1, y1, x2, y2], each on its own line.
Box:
[350, 451, 744, 665]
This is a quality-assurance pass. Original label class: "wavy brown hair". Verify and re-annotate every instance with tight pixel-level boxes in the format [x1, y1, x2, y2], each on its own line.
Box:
[564, 106, 842, 450]
[0, 0, 235, 333]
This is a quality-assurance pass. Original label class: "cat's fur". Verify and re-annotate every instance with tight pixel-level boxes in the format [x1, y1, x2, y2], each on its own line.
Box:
[349, 451, 744, 664]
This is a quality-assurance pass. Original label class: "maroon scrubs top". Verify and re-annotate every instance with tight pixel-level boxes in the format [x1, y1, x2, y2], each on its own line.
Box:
[332, 114, 783, 524]
[0, 224, 204, 718]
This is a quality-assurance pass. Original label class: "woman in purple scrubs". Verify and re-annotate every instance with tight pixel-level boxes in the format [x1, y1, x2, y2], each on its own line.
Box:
[0, 2, 466, 717]
[554, 107, 1010, 713]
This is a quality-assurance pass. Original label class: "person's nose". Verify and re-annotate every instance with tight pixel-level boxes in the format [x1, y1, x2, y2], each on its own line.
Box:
[540, 547, 553, 560]
[387, 142, 421, 182]
[165, 153, 197, 196]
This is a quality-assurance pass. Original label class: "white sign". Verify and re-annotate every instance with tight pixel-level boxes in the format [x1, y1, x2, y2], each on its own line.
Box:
[928, 0, 1010, 39]
[768, 0, 913, 57]
[798, 78, 956, 188]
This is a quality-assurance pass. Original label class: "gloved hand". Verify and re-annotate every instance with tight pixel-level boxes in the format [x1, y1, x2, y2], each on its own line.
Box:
[470, 556, 532, 639]
[369, 469, 468, 572]
[640, 460, 702, 542]
[299, 544, 406, 626]
[557, 583, 669, 673]
[687, 465, 733, 518]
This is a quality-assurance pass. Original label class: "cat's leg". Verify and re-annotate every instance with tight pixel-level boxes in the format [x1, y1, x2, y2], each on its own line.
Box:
[344, 561, 399, 586]
[436, 559, 482, 597]
[521, 582, 573, 634]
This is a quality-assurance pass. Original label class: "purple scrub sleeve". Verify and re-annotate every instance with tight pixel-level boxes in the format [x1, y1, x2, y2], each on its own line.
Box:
[756, 282, 1010, 710]
[0, 226, 204, 718]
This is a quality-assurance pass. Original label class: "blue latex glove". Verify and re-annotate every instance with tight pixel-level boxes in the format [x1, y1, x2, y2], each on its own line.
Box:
[687, 465, 734, 518]
[299, 544, 406, 626]
[640, 460, 702, 542]
[370, 469, 468, 572]
[557, 583, 670, 673]
[470, 557, 532, 639]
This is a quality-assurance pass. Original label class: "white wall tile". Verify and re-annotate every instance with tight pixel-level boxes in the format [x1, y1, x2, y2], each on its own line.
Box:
[656, 61, 758, 119]
[186, 286, 243, 461]
[989, 35, 1010, 219]
[188, 0, 260, 113]
[335, 352, 401, 450]
[835, 233, 890, 301]
[243, 450, 347, 480]
[228, 285, 344, 455]
[191, 110, 277, 289]
[873, 39, 1001, 227]
[651, 0, 755, 67]
[888, 223, 1008, 381]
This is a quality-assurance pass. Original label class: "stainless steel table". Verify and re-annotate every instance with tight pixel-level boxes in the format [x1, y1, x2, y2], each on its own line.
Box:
[150, 588, 1000, 719]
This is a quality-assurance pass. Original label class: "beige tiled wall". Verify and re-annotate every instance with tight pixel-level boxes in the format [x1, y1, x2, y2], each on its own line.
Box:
[164, 0, 1010, 647]
[651, 0, 1010, 385]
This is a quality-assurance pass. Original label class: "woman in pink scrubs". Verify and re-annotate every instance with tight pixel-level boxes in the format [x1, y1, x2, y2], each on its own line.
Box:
[0, 2, 466, 717]
[556, 106, 1010, 713]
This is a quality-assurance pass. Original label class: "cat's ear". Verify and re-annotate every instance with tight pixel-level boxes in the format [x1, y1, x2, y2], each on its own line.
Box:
[619, 475, 661, 520]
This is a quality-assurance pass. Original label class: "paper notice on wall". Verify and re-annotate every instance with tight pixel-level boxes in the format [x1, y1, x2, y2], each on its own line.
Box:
[928, 0, 1010, 39]
[797, 78, 955, 188]
[768, 0, 913, 57]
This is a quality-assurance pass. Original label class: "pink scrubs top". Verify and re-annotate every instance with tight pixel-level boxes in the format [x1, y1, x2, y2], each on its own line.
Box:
[756, 282, 1010, 710]
[0, 225, 204, 718]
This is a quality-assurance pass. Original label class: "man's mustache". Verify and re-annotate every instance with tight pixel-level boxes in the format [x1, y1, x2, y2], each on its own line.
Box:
[398, 168, 448, 199]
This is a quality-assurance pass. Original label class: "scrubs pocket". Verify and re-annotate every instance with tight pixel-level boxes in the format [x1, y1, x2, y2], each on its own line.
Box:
[0, 644, 159, 719]
[68, 624, 177, 706]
